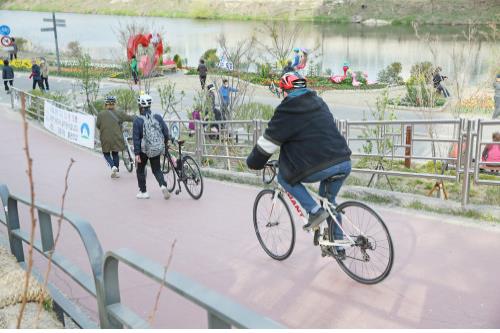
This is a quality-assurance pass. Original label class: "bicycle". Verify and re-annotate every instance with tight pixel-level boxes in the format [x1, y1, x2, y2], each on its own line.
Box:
[161, 139, 204, 199]
[253, 160, 394, 285]
[121, 128, 135, 173]
[268, 80, 282, 98]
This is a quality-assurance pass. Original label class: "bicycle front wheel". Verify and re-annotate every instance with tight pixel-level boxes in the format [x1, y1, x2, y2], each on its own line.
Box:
[162, 154, 176, 193]
[182, 156, 204, 199]
[333, 201, 394, 284]
[122, 149, 133, 173]
[253, 189, 295, 261]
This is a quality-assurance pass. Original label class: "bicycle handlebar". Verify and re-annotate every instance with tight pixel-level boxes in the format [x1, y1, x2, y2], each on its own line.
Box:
[263, 160, 279, 184]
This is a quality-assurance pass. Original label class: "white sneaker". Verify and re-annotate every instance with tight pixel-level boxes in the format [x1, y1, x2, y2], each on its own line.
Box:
[111, 166, 118, 178]
[136, 192, 150, 199]
[161, 185, 171, 200]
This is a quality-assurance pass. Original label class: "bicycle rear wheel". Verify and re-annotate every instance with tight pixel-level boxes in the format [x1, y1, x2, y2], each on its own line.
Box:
[253, 189, 295, 261]
[162, 154, 176, 193]
[122, 149, 133, 173]
[182, 155, 204, 199]
[332, 201, 394, 284]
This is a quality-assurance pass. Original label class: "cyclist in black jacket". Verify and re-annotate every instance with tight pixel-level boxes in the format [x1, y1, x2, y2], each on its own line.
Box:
[247, 72, 352, 233]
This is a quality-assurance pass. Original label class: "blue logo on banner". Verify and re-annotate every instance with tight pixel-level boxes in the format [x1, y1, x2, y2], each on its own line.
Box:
[0, 25, 10, 36]
[80, 123, 90, 139]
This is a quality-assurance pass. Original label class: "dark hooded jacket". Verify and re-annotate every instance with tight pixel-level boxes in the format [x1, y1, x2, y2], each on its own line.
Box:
[246, 89, 351, 185]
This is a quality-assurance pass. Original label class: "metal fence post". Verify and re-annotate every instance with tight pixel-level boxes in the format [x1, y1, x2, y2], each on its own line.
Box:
[10, 89, 14, 109]
[195, 120, 202, 163]
[461, 120, 472, 207]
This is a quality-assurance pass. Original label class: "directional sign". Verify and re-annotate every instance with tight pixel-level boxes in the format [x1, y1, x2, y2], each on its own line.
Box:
[1, 36, 12, 47]
[56, 23, 66, 27]
[41, 27, 55, 32]
[0, 25, 10, 36]
[43, 18, 66, 23]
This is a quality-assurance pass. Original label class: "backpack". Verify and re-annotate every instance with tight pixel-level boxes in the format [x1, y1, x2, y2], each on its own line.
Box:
[140, 114, 165, 158]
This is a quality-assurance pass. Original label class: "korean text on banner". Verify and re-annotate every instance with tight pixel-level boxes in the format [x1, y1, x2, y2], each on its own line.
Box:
[43, 101, 95, 149]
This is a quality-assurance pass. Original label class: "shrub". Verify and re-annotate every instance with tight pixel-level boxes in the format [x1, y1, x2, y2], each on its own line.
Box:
[14, 37, 29, 51]
[107, 88, 137, 114]
[66, 41, 83, 58]
[201, 48, 219, 68]
[173, 54, 182, 68]
[257, 63, 272, 79]
[410, 62, 434, 84]
[377, 62, 404, 85]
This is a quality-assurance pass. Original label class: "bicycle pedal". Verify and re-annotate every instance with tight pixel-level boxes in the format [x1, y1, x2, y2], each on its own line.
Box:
[313, 229, 320, 246]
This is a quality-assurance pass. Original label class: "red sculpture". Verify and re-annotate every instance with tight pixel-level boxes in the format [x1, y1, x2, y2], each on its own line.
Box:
[127, 33, 164, 76]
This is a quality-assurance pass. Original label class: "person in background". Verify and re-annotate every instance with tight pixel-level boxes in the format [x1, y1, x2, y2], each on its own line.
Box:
[197, 59, 208, 89]
[2, 59, 14, 94]
[96, 96, 135, 179]
[132, 94, 170, 200]
[206, 83, 222, 137]
[282, 60, 294, 75]
[40, 57, 50, 91]
[29, 58, 43, 91]
[130, 55, 139, 85]
[295, 49, 308, 74]
[291, 48, 300, 68]
[219, 79, 238, 120]
[481, 132, 500, 168]
[433, 66, 450, 98]
[9, 38, 18, 61]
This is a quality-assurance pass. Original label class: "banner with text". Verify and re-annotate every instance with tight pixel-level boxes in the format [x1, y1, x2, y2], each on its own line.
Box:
[44, 101, 95, 149]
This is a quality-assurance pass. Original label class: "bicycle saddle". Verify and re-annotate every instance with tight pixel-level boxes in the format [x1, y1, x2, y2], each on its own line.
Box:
[177, 140, 185, 145]
[326, 173, 346, 182]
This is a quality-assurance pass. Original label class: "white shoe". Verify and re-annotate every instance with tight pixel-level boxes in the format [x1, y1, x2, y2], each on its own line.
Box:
[161, 185, 171, 200]
[136, 192, 150, 199]
[111, 166, 118, 178]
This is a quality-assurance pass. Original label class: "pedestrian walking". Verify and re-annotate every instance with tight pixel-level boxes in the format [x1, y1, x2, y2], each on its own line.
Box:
[197, 59, 208, 89]
[132, 94, 171, 200]
[130, 55, 139, 85]
[2, 59, 14, 94]
[219, 79, 238, 120]
[96, 96, 135, 179]
[29, 58, 43, 91]
[9, 38, 18, 61]
[433, 66, 450, 98]
[40, 58, 50, 91]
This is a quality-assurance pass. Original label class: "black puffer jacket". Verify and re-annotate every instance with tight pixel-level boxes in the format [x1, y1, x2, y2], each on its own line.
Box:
[247, 89, 351, 185]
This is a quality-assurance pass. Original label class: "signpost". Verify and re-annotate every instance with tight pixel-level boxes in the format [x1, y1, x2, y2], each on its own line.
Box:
[0, 25, 10, 36]
[41, 12, 66, 74]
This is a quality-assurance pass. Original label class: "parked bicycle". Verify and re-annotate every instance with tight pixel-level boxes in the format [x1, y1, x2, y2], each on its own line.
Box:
[161, 139, 204, 199]
[253, 160, 394, 284]
[268, 80, 282, 98]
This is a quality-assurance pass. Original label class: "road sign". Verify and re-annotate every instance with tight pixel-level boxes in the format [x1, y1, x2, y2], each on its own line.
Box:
[1, 36, 12, 47]
[43, 18, 65, 23]
[0, 25, 10, 36]
[56, 23, 66, 27]
[41, 27, 55, 32]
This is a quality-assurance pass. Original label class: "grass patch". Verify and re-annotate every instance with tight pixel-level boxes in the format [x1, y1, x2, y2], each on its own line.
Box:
[405, 201, 500, 224]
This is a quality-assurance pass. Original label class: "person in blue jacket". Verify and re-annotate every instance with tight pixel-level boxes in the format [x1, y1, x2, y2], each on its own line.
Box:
[291, 48, 300, 69]
[219, 79, 238, 120]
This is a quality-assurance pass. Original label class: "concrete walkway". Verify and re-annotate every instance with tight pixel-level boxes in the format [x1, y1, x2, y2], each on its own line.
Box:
[0, 107, 499, 328]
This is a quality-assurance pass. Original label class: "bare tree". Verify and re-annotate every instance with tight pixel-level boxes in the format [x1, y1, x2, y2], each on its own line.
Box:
[214, 33, 256, 121]
[16, 97, 37, 328]
[255, 21, 302, 68]
[35, 159, 75, 327]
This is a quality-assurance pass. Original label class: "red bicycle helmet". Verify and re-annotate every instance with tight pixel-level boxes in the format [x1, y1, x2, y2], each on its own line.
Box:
[279, 72, 307, 91]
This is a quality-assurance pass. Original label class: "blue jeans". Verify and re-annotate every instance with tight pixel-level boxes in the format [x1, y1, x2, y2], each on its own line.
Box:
[103, 151, 119, 170]
[278, 160, 352, 240]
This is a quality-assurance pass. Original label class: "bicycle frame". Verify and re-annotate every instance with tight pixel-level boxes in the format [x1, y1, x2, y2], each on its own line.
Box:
[269, 182, 364, 249]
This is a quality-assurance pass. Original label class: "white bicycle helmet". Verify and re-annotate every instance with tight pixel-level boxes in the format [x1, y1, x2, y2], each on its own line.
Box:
[137, 94, 152, 107]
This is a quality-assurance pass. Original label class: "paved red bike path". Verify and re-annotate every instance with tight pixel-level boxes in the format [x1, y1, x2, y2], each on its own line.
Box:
[0, 108, 499, 328]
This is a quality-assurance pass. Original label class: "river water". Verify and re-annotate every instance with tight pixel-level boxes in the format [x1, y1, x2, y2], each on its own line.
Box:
[0, 10, 496, 82]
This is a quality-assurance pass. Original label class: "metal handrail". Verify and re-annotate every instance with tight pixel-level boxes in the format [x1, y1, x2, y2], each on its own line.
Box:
[0, 183, 285, 329]
[103, 249, 284, 329]
[0, 184, 106, 328]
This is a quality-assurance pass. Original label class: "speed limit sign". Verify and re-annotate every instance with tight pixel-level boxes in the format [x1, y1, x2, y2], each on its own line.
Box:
[1, 36, 12, 47]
